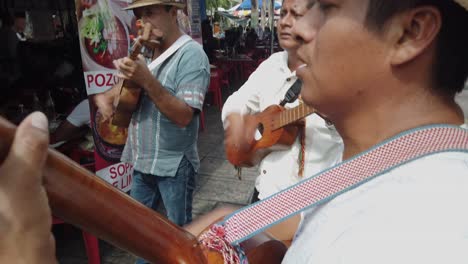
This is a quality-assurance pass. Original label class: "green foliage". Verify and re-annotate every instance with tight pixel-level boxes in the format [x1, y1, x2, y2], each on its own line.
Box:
[206, 0, 233, 12]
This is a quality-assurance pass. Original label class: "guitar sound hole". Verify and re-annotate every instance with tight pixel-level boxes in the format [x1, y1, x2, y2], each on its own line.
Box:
[257, 123, 264, 135]
[254, 123, 264, 140]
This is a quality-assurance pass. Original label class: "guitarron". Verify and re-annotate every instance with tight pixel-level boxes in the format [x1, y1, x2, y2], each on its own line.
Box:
[0, 116, 287, 264]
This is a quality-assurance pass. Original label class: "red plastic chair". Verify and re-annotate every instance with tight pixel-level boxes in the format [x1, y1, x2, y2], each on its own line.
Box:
[214, 60, 238, 84]
[208, 68, 224, 110]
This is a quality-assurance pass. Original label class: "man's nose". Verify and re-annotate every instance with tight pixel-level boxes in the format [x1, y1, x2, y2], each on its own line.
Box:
[280, 15, 293, 27]
[292, 13, 317, 43]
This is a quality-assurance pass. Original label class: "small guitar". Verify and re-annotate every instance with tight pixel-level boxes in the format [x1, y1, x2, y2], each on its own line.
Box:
[0, 116, 287, 264]
[226, 103, 315, 167]
[112, 22, 153, 127]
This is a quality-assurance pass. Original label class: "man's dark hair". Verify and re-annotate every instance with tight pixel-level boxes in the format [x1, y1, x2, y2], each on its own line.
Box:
[164, 5, 173, 12]
[366, 0, 468, 96]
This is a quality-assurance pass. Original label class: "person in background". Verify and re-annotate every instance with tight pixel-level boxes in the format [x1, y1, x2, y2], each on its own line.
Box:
[263, 26, 271, 41]
[13, 12, 26, 41]
[94, 0, 209, 262]
[221, 0, 342, 240]
[201, 18, 215, 62]
[0, 13, 21, 87]
[255, 22, 264, 40]
[221, 0, 343, 244]
[50, 99, 90, 145]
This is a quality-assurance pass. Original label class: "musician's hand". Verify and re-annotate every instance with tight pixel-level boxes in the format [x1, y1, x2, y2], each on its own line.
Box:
[0, 112, 57, 264]
[291, 118, 305, 127]
[114, 55, 153, 89]
[224, 113, 256, 153]
[93, 87, 118, 121]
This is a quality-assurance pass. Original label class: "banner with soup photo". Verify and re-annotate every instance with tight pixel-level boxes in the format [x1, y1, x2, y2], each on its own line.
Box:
[75, 0, 136, 192]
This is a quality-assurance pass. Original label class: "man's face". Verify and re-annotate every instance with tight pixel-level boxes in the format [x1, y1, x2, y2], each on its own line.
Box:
[277, 0, 310, 50]
[293, 0, 390, 117]
[134, 5, 175, 43]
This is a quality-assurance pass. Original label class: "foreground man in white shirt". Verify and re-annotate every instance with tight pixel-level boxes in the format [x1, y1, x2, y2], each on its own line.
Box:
[281, 0, 468, 263]
[188, 0, 468, 263]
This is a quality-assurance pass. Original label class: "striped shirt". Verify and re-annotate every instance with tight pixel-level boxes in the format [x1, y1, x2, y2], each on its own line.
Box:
[121, 38, 210, 176]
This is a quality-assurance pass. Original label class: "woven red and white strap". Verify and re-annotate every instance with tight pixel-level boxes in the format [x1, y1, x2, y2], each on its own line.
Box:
[219, 125, 468, 245]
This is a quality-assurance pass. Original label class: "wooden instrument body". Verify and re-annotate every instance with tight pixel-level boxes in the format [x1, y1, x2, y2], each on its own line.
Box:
[112, 79, 142, 127]
[0, 116, 287, 263]
[226, 105, 303, 167]
[112, 23, 152, 128]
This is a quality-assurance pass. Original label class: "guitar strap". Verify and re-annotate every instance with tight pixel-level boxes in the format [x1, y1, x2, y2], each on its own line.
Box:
[199, 125, 468, 264]
[147, 34, 192, 72]
[279, 79, 302, 106]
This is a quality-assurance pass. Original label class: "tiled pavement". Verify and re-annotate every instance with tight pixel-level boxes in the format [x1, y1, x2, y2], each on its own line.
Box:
[56, 105, 258, 264]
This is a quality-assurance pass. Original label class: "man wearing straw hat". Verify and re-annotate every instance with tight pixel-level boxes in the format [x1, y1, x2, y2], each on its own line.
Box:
[95, 0, 209, 261]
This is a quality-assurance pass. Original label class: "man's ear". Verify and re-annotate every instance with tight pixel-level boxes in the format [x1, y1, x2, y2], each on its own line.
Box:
[389, 6, 442, 66]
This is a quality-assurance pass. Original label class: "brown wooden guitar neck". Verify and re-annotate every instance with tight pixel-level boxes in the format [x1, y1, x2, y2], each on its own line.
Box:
[225, 104, 316, 167]
[272, 103, 315, 130]
[0, 116, 207, 264]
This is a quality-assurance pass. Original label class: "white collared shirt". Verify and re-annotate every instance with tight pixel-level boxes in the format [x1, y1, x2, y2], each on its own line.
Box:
[283, 124, 468, 264]
[222, 51, 344, 199]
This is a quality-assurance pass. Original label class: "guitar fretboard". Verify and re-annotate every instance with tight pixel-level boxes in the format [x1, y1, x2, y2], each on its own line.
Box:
[272, 103, 315, 130]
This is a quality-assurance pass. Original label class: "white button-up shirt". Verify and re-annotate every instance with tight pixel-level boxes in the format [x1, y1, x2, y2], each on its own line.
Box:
[222, 51, 344, 199]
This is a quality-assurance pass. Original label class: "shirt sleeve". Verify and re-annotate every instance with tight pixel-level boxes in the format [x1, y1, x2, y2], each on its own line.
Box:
[221, 59, 268, 125]
[66, 99, 91, 127]
[175, 45, 210, 111]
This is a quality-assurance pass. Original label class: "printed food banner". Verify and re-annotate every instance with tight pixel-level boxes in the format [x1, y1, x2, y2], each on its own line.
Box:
[75, 0, 202, 192]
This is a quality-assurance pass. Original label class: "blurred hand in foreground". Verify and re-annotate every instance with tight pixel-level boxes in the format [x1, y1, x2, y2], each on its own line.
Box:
[0, 112, 57, 264]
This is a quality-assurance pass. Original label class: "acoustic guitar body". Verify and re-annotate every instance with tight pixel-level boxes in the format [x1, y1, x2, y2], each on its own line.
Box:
[112, 80, 142, 127]
[226, 105, 299, 167]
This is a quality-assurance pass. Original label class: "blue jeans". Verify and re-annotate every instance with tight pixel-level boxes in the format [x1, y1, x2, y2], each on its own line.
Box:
[131, 157, 196, 264]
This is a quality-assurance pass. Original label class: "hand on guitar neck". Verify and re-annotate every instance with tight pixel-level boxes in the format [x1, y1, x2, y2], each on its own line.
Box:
[224, 113, 298, 167]
[93, 22, 158, 125]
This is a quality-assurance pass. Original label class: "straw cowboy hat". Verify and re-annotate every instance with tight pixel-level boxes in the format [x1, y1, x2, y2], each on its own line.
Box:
[124, 0, 186, 10]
